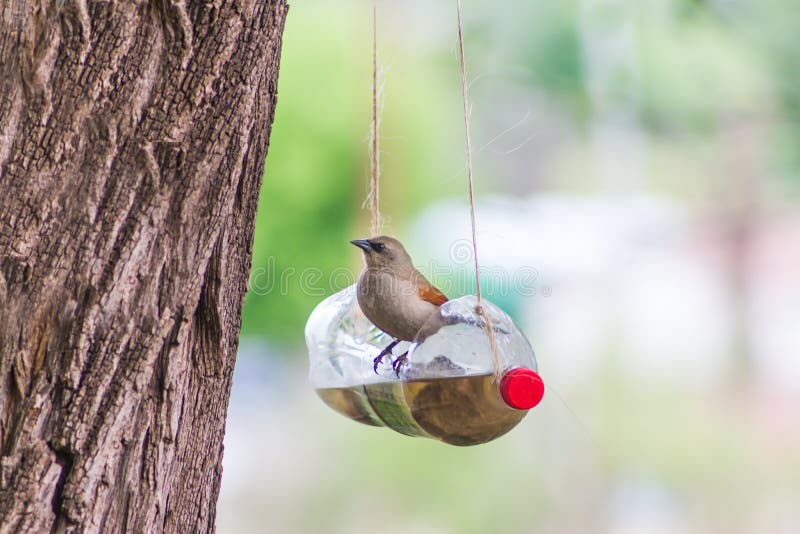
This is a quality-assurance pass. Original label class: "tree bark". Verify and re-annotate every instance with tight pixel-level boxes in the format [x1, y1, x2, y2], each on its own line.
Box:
[0, 1, 287, 532]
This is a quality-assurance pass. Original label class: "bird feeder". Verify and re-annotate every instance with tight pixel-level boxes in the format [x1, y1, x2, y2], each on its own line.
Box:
[306, 0, 545, 446]
[306, 286, 545, 446]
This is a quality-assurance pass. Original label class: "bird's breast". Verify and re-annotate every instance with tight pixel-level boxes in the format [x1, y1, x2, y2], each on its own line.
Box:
[356, 270, 440, 342]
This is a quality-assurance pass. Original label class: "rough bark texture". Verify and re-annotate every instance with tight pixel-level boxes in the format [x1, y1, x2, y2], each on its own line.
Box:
[0, 1, 287, 531]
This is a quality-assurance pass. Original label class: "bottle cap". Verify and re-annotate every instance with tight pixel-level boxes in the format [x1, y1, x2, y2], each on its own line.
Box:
[500, 368, 545, 410]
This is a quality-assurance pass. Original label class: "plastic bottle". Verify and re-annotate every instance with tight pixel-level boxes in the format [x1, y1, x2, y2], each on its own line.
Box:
[306, 286, 544, 446]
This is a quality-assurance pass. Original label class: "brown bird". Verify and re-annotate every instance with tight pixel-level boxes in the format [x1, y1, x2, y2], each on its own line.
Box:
[351, 236, 448, 374]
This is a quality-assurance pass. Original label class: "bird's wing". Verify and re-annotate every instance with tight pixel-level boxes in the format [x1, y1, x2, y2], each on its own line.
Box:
[414, 270, 449, 306]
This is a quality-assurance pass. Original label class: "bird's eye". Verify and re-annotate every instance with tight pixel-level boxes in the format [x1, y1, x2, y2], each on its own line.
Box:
[372, 243, 386, 253]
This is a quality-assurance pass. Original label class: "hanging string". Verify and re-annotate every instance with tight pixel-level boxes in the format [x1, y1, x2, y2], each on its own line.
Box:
[369, 0, 381, 236]
[456, 0, 502, 377]
[456, 0, 481, 305]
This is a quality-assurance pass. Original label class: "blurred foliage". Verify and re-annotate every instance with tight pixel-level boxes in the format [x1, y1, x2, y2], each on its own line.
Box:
[638, 13, 770, 132]
[241, 7, 363, 340]
[242, 0, 800, 344]
[241, 3, 461, 341]
[721, 0, 800, 184]
[521, 1, 588, 116]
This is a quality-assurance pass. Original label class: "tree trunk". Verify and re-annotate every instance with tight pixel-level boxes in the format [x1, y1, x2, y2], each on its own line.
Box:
[0, 1, 287, 532]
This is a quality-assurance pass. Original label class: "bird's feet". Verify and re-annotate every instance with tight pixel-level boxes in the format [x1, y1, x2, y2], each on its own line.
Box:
[373, 339, 401, 373]
[392, 351, 408, 377]
[372, 352, 390, 373]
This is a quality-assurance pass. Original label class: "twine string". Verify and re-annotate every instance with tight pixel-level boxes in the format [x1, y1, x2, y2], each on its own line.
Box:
[456, 0, 502, 377]
[370, 0, 380, 236]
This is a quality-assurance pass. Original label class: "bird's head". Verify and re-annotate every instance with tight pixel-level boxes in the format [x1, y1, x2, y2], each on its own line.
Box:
[351, 235, 413, 272]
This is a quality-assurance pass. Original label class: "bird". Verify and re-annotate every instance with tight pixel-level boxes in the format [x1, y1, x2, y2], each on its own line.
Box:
[351, 236, 448, 374]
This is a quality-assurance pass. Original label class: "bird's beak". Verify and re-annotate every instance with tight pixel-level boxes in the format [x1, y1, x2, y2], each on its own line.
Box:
[350, 239, 372, 252]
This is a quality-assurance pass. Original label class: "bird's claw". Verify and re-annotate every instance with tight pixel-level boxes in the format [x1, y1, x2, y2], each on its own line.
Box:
[373, 352, 392, 373]
[392, 352, 408, 377]
[373, 340, 400, 374]
[374, 339, 405, 374]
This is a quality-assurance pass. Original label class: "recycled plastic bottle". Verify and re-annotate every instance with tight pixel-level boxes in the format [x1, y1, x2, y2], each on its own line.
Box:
[306, 286, 544, 446]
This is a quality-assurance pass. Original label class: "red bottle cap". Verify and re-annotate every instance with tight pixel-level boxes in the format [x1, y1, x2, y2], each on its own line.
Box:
[500, 368, 545, 410]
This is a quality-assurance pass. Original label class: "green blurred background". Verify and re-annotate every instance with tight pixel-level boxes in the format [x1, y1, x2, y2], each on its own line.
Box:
[219, 1, 800, 532]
